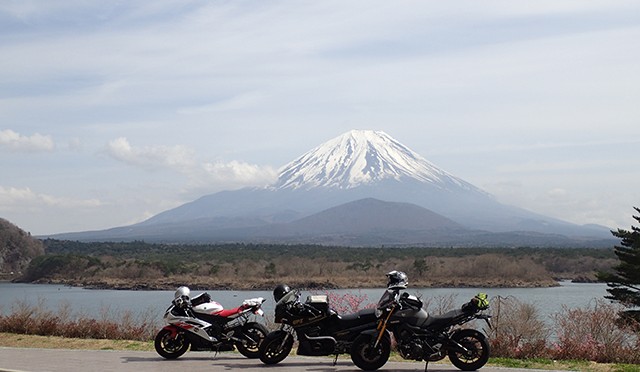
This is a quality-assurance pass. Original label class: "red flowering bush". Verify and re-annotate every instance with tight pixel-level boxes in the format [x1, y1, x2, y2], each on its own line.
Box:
[315, 291, 375, 314]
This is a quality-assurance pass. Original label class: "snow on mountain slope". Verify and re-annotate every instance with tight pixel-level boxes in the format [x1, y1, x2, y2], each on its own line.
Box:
[276, 130, 478, 191]
[47, 129, 613, 243]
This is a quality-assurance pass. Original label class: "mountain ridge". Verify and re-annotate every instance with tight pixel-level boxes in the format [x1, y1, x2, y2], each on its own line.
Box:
[46, 130, 614, 246]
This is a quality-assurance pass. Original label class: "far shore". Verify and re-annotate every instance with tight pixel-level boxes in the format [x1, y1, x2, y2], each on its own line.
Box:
[13, 277, 566, 291]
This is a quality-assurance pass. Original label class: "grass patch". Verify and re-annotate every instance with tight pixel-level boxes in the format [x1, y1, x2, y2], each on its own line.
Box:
[0, 332, 154, 351]
[489, 358, 640, 372]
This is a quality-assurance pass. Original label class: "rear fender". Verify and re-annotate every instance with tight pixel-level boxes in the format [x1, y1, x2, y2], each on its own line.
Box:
[449, 328, 486, 350]
[451, 328, 485, 340]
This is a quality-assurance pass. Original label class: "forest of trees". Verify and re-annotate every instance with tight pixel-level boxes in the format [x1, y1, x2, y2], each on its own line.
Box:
[12, 239, 615, 290]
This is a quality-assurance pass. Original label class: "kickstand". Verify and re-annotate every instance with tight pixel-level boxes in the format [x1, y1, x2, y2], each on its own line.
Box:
[424, 360, 429, 372]
[333, 354, 339, 366]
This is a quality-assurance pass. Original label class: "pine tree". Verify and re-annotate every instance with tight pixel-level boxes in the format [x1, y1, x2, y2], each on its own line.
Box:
[597, 207, 640, 321]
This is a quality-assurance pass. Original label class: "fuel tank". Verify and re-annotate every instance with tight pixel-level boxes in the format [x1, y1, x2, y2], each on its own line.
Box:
[391, 294, 430, 327]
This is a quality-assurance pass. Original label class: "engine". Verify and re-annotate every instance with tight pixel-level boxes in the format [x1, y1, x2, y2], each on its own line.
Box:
[397, 338, 424, 360]
[397, 335, 446, 362]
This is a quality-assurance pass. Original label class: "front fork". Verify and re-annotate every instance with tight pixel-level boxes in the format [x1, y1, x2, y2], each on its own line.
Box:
[374, 306, 395, 348]
[276, 325, 295, 352]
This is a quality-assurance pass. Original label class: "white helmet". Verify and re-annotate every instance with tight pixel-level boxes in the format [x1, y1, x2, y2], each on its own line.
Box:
[386, 270, 408, 290]
[174, 286, 190, 299]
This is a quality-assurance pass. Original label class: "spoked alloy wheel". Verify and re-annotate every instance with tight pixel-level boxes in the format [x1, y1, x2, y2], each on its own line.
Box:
[235, 322, 269, 358]
[350, 334, 391, 371]
[447, 329, 490, 371]
[259, 332, 294, 365]
[154, 328, 190, 359]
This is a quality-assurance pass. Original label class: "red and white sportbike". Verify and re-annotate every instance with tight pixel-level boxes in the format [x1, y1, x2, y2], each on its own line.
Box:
[154, 286, 268, 359]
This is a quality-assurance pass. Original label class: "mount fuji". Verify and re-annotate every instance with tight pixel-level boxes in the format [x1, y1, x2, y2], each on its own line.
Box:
[51, 130, 612, 246]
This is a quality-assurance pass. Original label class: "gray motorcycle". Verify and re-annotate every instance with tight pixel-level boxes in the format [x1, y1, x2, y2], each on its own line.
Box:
[350, 271, 492, 371]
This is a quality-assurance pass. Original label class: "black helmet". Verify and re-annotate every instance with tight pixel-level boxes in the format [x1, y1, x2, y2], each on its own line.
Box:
[386, 270, 408, 290]
[273, 284, 291, 302]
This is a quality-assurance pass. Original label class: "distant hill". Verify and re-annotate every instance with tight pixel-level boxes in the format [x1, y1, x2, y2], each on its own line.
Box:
[47, 130, 615, 246]
[0, 218, 44, 273]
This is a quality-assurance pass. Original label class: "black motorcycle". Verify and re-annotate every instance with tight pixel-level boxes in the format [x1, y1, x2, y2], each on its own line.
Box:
[352, 290, 492, 371]
[259, 285, 386, 368]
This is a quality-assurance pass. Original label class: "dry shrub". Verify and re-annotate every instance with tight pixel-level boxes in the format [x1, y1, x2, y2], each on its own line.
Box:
[487, 296, 550, 358]
[0, 299, 158, 341]
[422, 293, 457, 314]
[551, 299, 640, 364]
[0, 299, 37, 334]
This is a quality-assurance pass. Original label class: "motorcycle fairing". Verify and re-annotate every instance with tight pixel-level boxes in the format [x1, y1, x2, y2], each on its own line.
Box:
[193, 301, 224, 315]
[165, 307, 215, 341]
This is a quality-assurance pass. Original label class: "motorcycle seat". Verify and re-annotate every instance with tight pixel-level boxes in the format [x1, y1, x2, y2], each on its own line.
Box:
[422, 309, 465, 328]
[336, 308, 376, 328]
[214, 306, 244, 318]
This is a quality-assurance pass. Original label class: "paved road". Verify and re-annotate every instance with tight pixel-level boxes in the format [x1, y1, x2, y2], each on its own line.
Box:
[0, 348, 562, 372]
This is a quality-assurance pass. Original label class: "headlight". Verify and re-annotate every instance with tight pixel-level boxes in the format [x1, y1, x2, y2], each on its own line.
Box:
[375, 308, 383, 318]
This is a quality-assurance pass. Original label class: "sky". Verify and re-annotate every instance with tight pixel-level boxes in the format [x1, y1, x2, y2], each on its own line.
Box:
[1, 1, 639, 236]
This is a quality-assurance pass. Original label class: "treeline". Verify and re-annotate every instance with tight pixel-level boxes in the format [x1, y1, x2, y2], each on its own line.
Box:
[17, 239, 616, 290]
[41, 239, 614, 262]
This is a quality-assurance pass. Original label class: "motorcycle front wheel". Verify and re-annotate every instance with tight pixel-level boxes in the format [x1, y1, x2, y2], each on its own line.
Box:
[350, 334, 391, 371]
[235, 322, 269, 358]
[154, 328, 190, 359]
[447, 329, 490, 371]
[259, 331, 294, 365]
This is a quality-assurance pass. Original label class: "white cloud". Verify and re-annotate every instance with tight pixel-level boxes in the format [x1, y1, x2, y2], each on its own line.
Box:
[0, 186, 102, 209]
[201, 160, 278, 187]
[0, 129, 54, 152]
[106, 137, 195, 170]
[106, 137, 278, 190]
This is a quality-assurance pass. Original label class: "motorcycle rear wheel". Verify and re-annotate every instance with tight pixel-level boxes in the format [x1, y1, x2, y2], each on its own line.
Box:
[259, 331, 294, 365]
[447, 329, 490, 371]
[154, 328, 190, 359]
[350, 334, 391, 371]
[235, 322, 269, 358]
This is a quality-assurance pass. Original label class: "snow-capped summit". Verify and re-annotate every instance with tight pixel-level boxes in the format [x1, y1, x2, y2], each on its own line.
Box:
[276, 129, 473, 190]
[49, 129, 613, 245]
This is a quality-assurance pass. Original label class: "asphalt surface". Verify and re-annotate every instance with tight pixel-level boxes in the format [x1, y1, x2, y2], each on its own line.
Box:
[0, 347, 566, 372]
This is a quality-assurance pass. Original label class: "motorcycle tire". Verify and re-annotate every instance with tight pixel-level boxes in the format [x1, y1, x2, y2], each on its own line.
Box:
[447, 329, 490, 371]
[259, 331, 294, 365]
[350, 334, 391, 371]
[235, 322, 269, 359]
[154, 328, 190, 359]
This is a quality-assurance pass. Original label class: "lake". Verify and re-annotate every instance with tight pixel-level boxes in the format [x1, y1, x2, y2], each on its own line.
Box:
[0, 281, 610, 326]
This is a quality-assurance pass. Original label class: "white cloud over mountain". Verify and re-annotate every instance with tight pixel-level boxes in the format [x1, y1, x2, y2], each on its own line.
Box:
[0, 130, 54, 152]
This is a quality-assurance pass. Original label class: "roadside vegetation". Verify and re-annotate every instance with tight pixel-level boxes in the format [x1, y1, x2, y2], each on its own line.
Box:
[4, 217, 637, 370]
[15, 240, 616, 290]
[1, 292, 639, 370]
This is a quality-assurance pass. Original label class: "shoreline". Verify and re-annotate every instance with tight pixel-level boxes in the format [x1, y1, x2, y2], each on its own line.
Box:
[16, 277, 563, 291]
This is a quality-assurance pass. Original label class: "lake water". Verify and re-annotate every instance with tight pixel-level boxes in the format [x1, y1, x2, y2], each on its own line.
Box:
[0, 281, 609, 326]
